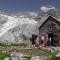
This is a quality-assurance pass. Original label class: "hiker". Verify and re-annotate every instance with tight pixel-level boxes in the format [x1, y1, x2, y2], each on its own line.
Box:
[30, 34, 37, 48]
[39, 36, 47, 48]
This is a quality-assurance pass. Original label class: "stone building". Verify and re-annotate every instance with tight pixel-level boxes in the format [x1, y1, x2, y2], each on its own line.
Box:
[38, 16, 60, 46]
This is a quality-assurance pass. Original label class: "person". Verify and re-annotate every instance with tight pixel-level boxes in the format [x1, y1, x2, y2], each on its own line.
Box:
[39, 35, 47, 48]
[49, 37, 52, 46]
[30, 34, 37, 48]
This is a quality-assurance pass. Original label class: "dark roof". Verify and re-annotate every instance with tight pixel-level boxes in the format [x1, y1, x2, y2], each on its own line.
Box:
[38, 15, 60, 30]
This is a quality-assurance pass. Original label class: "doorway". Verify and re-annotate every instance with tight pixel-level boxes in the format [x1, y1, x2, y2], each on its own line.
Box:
[47, 33, 54, 46]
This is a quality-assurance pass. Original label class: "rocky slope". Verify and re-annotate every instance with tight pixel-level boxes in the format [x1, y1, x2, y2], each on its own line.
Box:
[0, 13, 38, 44]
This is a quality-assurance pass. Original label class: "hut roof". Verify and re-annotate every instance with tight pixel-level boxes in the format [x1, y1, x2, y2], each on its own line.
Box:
[38, 15, 60, 30]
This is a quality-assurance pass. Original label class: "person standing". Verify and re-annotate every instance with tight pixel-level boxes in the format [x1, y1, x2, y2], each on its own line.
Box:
[39, 35, 47, 48]
[30, 34, 37, 48]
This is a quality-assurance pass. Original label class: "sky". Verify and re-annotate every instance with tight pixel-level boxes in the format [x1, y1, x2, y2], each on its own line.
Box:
[0, 0, 60, 13]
